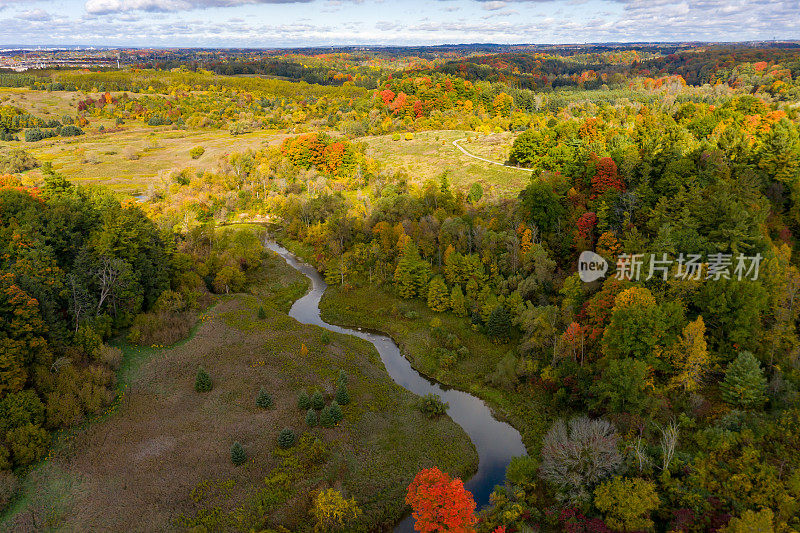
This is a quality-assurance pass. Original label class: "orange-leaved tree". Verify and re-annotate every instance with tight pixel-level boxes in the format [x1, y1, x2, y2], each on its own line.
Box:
[405, 467, 476, 532]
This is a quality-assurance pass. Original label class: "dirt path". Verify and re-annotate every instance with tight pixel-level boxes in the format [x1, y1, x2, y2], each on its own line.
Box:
[452, 138, 530, 171]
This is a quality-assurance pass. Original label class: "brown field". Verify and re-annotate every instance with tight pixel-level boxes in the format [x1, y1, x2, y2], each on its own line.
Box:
[1, 251, 476, 532]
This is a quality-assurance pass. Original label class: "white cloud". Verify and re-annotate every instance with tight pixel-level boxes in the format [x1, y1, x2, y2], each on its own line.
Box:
[84, 0, 314, 14]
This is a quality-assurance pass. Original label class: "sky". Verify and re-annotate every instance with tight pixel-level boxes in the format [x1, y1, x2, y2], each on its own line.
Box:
[3, 0, 800, 48]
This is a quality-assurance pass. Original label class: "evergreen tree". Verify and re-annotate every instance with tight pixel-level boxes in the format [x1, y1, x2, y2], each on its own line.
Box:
[298, 390, 311, 410]
[306, 408, 318, 427]
[337, 369, 348, 386]
[195, 367, 212, 393]
[486, 305, 511, 341]
[394, 242, 431, 299]
[311, 391, 325, 410]
[231, 441, 246, 466]
[450, 285, 467, 317]
[255, 388, 273, 409]
[721, 351, 767, 409]
[278, 428, 296, 448]
[319, 405, 335, 427]
[335, 382, 350, 405]
[427, 276, 450, 312]
[330, 401, 343, 424]
[257, 306, 267, 320]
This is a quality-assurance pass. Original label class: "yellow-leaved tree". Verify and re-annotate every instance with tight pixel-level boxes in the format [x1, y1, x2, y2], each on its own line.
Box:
[311, 488, 362, 532]
[670, 316, 710, 391]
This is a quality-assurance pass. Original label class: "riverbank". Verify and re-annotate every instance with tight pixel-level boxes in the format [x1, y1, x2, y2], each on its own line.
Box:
[1, 248, 476, 532]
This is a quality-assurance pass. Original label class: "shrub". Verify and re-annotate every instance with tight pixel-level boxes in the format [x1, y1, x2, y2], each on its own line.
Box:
[195, 367, 212, 393]
[6, 423, 49, 467]
[231, 442, 246, 466]
[128, 311, 195, 346]
[721, 351, 767, 409]
[147, 115, 172, 126]
[0, 470, 20, 511]
[330, 401, 343, 424]
[335, 383, 350, 405]
[312, 488, 362, 531]
[319, 405, 335, 428]
[278, 428, 296, 449]
[305, 408, 318, 427]
[311, 391, 325, 411]
[540, 417, 622, 505]
[594, 476, 660, 531]
[298, 391, 311, 410]
[257, 306, 267, 320]
[255, 389, 273, 409]
[417, 393, 449, 418]
[190, 146, 205, 159]
[320, 331, 331, 344]
[60, 125, 84, 137]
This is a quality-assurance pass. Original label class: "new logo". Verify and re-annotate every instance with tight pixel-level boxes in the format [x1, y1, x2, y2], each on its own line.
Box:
[578, 251, 608, 282]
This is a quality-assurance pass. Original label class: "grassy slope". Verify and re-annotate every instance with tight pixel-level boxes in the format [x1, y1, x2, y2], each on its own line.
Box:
[361, 130, 530, 196]
[319, 284, 550, 455]
[1, 250, 476, 532]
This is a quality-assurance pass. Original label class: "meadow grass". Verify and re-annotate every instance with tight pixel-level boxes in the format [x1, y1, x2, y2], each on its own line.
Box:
[362, 130, 530, 196]
[319, 283, 550, 453]
[1, 249, 476, 532]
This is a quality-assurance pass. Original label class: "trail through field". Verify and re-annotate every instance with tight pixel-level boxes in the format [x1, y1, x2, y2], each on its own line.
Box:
[452, 138, 530, 171]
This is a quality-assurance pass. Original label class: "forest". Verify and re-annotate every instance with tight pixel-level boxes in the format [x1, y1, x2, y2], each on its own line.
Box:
[1, 42, 800, 532]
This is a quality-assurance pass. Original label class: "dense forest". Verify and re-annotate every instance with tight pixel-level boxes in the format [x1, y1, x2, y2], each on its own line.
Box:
[1, 43, 800, 532]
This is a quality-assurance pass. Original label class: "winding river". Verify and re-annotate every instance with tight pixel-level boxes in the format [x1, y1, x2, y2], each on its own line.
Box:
[265, 241, 526, 532]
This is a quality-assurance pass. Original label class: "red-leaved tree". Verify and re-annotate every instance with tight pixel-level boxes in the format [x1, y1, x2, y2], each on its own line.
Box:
[406, 468, 477, 532]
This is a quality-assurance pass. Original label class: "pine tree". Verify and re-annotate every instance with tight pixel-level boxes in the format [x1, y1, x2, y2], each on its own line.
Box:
[195, 367, 212, 393]
[721, 351, 767, 409]
[255, 388, 273, 409]
[257, 306, 267, 320]
[427, 276, 450, 312]
[337, 369, 348, 386]
[306, 408, 318, 427]
[231, 442, 246, 466]
[335, 382, 350, 405]
[330, 401, 343, 424]
[319, 405, 335, 427]
[298, 390, 311, 410]
[278, 428, 296, 448]
[311, 391, 325, 410]
[487, 305, 511, 341]
[450, 285, 467, 317]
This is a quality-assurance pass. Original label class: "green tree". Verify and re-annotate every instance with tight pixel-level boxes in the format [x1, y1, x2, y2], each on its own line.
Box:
[6, 423, 49, 467]
[720, 351, 767, 409]
[231, 441, 246, 466]
[329, 401, 343, 424]
[518, 180, 564, 233]
[298, 390, 311, 410]
[590, 358, 653, 416]
[450, 285, 467, 317]
[426, 276, 450, 312]
[722, 508, 774, 533]
[255, 388, 273, 409]
[319, 405, 335, 427]
[305, 408, 318, 427]
[257, 306, 267, 320]
[486, 305, 511, 341]
[278, 428, 295, 448]
[195, 367, 212, 393]
[335, 382, 350, 405]
[594, 476, 660, 532]
[311, 391, 325, 411]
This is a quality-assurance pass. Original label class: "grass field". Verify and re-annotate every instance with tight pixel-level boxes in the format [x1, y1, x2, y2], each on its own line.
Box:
[362, 130, 530, 196]
[1, 249, 476, 532]
[319, 284, 550, 453]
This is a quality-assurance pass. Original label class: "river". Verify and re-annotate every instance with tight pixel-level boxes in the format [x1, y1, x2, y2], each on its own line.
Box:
[265, 241, 526, 532]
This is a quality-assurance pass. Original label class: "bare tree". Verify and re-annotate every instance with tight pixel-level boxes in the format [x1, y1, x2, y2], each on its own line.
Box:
[95, 256, 125, 316]
[540, 416, 623, 505]
[658, 419, 679, 472]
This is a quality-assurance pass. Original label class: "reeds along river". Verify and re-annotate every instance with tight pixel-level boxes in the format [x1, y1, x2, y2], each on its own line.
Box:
[265, 240, 526, 532]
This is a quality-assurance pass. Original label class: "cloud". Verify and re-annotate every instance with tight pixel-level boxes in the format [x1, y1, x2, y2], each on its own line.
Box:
[16, 9, 53, 21]
[481, 1, 507, 10]
[85, 0, 314, 15]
